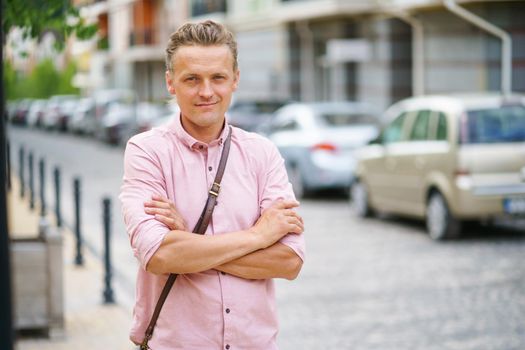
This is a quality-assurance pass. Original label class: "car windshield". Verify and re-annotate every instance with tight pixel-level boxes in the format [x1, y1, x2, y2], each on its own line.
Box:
[230, 101, 286, 114]
[319, 112, 377, 127]
[463, 105, 525, 143]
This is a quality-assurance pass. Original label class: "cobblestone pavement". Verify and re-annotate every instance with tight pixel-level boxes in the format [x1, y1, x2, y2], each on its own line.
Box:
[9, 126, 525, 350]
[276, 198, 525, 350]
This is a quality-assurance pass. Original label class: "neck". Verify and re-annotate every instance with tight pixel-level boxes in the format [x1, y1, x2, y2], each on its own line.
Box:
[180, 116, 225, 144]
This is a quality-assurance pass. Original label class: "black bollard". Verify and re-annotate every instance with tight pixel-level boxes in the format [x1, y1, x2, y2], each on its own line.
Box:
[38, 158, 46, 217]
[54, 167, 62, 227]
[102, 197, 115, 304]
[28, 152, 34, 210]
[74, 178, 84, 266]
[6, 139, 11, 190]
[19, 147, 24, 198]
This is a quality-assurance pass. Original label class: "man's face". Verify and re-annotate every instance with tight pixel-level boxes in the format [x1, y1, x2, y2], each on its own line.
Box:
[165, 44, 239, 137]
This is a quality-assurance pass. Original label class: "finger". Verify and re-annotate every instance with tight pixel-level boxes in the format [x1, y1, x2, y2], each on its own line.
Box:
[281, 209, 301, 217]
[272, 199, 300, 210]
[287, 222, 304, 235]
[154, 214, 175, 228]
[145, 207, 180, 221]
[144, 200, 171, 209]
[151, 194, 169, 202]
[293, 217, 304, 232]
[288, 217, 304, 232]
[144, 207, 165, 215]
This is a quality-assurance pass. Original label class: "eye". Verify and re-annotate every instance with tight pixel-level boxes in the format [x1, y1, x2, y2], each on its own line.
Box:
[185, 76, 198, 82]
[213, 75, 226, 81]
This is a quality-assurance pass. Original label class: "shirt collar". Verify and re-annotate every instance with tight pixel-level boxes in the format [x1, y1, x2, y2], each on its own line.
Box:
[168, 113, 229, 150]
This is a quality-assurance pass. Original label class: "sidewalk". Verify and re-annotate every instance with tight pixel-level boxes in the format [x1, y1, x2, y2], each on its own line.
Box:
[8, 180, 136, 350]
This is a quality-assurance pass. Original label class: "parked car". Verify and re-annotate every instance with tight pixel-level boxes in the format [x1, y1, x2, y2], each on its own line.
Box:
[26, 99, 48, 128]
[98, 102, 136, 145]
[70, 97, 97, 135]
[227, 99, 289, 132]
[92, 89, 137, 138]
[6, 100, 21, 122]
[10, 98, 33, 125]
[42, 95, 79, 130]
[352, 93, 525, 240]
[133, 102, 174, 134]
[263, 101, 381, 198]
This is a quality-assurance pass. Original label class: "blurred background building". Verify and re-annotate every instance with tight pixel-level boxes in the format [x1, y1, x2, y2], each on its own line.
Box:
[61, 0, 525, 109]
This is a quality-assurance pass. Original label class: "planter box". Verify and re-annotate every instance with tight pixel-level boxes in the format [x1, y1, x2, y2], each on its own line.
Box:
[11, 222, 63, 337]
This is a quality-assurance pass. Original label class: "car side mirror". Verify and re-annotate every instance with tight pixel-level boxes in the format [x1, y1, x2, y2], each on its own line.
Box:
[368, 136, 381, 145]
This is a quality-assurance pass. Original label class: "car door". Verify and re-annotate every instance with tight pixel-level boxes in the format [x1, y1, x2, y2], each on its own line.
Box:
[380, 110, 421, 213]
[394, 110, 434, 215]
[391, 110, 452, 217]
[365, 111, 412, 211]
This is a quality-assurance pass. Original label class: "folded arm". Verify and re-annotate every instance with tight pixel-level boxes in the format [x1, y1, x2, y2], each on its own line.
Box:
[215, 242, 303, 280]
[146, 199, 303, 275]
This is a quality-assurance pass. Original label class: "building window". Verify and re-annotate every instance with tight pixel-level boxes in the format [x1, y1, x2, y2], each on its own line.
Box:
[191, 0, 227, 17]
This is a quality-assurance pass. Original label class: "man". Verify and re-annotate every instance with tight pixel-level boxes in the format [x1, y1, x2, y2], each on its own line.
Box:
[120, 20, 305, 349]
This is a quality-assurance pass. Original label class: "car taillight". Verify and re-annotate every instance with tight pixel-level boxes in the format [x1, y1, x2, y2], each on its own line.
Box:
[455, 169, 472, 189]
[311, 142, 338, 153]
[454, 169, 470, 177]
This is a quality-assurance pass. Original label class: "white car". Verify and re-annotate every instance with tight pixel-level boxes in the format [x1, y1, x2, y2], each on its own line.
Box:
[264, 102, 381, 198]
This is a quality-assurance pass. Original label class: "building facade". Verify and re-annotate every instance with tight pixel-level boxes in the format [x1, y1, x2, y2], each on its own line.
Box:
[74, 0, 525, 110]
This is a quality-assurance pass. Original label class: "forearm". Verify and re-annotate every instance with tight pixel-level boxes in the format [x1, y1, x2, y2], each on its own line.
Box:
[147, 229, 263, 275]
[215, 243, 303, 280]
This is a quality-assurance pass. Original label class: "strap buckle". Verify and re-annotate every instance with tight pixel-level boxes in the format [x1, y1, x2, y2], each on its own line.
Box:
[209, 182, 221, 197]
[140, 331, 152, 350]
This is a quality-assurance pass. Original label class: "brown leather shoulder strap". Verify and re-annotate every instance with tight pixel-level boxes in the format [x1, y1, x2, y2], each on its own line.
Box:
[141, 126, 232, 349]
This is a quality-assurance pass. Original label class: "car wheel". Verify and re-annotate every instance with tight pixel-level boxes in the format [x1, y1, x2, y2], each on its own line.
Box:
[289, 165, 307, 199]
[426, 192, 461, 240]
[351, 180, 374, 218]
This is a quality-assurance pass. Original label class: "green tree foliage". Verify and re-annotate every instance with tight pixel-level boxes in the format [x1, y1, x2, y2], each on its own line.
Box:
[4, 59, 79, 100]
[3, 0, 98, 48]
[3, 0, 94, 100]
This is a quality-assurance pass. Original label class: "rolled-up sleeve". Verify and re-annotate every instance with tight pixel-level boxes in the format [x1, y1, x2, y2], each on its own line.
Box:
[259, 141, 306, 262]
[119, 137, 170, 270]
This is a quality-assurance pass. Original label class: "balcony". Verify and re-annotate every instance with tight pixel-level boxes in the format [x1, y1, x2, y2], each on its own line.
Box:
[191, 0, 227, 17]
[129, 29, 157, 46]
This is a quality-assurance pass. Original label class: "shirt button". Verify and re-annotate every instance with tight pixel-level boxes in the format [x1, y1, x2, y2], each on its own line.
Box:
[199, 145, 204, 150]
[225, 308, 230, 314]
[225, 345, 230, 349]
[208, 166, 212, 171]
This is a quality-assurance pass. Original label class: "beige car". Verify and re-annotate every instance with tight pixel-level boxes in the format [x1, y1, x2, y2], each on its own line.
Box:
[352, 93, 525, 240]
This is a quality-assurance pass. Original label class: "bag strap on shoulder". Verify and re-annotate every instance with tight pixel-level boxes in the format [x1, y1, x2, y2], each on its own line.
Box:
[141, 126, 233, 350]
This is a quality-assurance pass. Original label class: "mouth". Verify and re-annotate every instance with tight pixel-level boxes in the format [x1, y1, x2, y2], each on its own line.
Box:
[195, 101, 218, 108]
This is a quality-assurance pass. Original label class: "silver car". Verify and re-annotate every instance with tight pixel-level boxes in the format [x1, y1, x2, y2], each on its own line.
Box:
[352, 93, 525, 240]
[264, 102, 380, 198]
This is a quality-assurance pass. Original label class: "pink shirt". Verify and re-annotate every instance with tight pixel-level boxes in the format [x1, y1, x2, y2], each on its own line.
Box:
[120, 116, 305, 350]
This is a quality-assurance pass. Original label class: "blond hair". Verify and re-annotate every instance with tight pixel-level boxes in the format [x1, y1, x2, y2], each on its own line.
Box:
[165, 20, 238, 72]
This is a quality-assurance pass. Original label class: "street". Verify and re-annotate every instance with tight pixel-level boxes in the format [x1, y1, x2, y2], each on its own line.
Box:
[8, 126, 525, 350]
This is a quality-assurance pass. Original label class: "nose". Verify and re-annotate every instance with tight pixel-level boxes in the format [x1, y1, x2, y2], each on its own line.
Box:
[199, 80, 213, 99]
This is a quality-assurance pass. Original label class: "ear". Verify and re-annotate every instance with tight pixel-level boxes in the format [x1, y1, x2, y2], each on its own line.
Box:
[232, 69, 240, 91]
[165, 71, 176, 95]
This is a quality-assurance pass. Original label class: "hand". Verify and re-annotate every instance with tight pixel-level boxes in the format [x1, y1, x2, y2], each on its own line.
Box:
[250, 199, 304, 249]
[144, 194, 188, 231]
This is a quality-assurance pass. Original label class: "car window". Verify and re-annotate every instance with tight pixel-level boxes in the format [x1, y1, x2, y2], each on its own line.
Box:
[319, 113, 377, 126]
[463, 105, 525, 143]
[383, 112, 408, 144]
[409, 110, 431, 140]
[271, 117, 299, 132]
[436, 112, 447, 141]
[230, 101, 287, 114]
